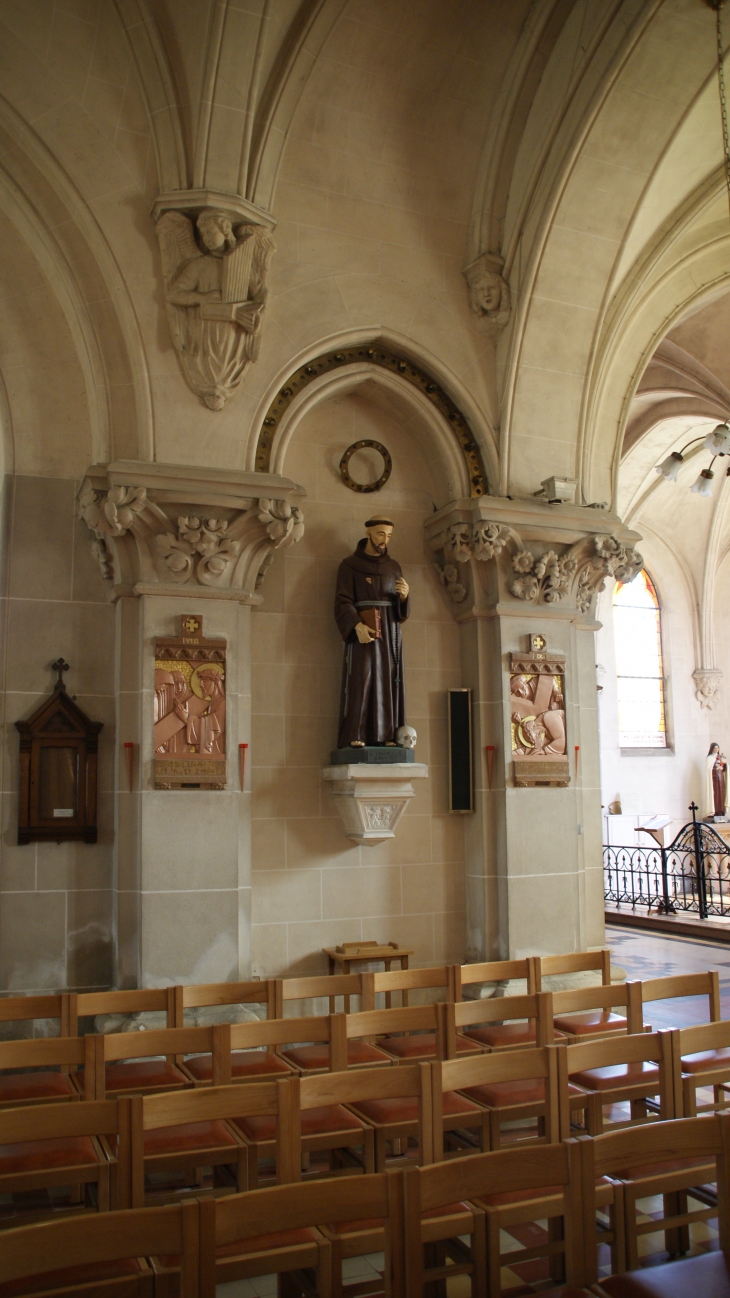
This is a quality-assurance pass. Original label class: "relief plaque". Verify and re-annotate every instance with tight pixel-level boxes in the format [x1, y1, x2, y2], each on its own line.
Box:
[510, 635, 569, 788]
[154, 615, 226, 789]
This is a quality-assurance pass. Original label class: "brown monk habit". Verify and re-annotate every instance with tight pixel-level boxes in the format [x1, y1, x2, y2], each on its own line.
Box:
[335, 539, 410, 747]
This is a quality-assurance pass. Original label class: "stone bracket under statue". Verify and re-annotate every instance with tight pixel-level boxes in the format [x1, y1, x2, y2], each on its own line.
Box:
[322, 752, 428, 846]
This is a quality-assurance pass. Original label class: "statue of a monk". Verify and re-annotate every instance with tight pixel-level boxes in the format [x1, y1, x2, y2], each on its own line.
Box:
[335, 518, 410, 748]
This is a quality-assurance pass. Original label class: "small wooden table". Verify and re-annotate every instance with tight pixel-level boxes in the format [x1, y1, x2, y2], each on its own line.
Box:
[322, 941, 414, 1011]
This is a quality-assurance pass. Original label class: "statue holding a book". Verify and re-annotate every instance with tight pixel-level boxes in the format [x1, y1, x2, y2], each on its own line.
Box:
[335, 518, 410, 749]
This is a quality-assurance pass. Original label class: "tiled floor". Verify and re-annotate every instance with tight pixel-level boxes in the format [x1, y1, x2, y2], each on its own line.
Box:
[608, 921, 730, 1025]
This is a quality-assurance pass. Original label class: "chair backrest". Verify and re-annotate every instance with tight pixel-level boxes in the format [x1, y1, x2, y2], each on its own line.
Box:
[548, 981, 637, 1025]
[68, 987, 177, 1036]
[345, 1004, 442, 1056]
[453, 958, 537, 1000]
[669, 1019, 730, 1115]
[296, 1063, 433, 1165]
[533, 949, 611, 992]
[0, 1034, 96, 1100]
[274, 973, 371, 1017]
[432, 1047, 559, 1150]
[403, 1141, 583, 1295]
[556, 1030, 674, 1137]
[198, 1171, 403, 1298]
[364, 966, 454, 1009]
[177, 978, 276, 1025]
[229, 1014, 347, 1069]
[130, 1079, 297, 1205]
[635, 971, 721, 1029]
[445, 991, 553, 1053]
[0, 1097, 131, 1205]
[579, 1114, 730, 1282]
[0, 1200, 200, 1298]
[0, 992, 72, 1039]
[94, 1023, 232, 1095]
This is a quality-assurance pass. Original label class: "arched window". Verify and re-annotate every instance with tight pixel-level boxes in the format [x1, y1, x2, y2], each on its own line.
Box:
[613, 569, 667, 749]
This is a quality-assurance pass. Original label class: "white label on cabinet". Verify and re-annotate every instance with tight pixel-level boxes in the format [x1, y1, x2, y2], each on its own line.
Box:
[53, 809, 74, 818]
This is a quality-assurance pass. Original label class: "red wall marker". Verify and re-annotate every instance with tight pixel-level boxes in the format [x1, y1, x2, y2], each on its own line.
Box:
[486, 745, 495, 790]
[123, 742, 134, 794]
[239, 743, 249, 790]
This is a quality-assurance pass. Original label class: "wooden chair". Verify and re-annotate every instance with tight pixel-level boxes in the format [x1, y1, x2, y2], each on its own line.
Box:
[67, 987, 178, 1036]
[275, 971, 374, 1017]
[92, 1023, 231, 1099]
[345, 1004, 457, 1064]
[232, 1071, 371, 1188]
[453, 957, 537, 1001]
[549, 983, 641, 1043]
[365, 965, 455, 1011]
[533, 949, 612, 992]
[193, 1171, 405, 1298]
[557, 1032, 674, 1138]
[670, 1020, 730, 1118]
[0, 1096, 131, 1216]
[0, 992, 73, 1041]
[436, 1045, 559, 1154]
[580, 1252, 730, 1295]
[0, 1034, 95, 1107]
[181, 1013, 304, 1086]
[0, 1199, 199, 1297]
[294, 1063, 438, 1175]
[128, 1079, 295, 1206]
[578, 1114, 730, 1282]
[443, 990, 554, 1053]
[632, 971, 722, 1032]
[273, 984, 392, 1071]
[175, 977, 276, 1026]
[403, 1138, 585, 1298]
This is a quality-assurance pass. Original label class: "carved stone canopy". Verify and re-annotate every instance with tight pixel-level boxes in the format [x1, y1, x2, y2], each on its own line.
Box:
[425, 496, 642, 619]
[77, 460, 305, 604]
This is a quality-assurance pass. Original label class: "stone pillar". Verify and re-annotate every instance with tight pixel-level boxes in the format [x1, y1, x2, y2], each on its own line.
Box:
[78, 461, 304, 987]
[426, 498, 642, 960]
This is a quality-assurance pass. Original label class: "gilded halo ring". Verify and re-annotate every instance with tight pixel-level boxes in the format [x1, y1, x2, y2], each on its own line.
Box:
[339, 439, 392, 493]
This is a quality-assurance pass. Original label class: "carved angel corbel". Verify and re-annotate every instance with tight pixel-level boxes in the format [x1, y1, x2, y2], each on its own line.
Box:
[156, 209, 276, 410]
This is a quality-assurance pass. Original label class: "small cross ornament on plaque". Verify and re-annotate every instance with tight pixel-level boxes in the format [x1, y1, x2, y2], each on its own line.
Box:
[51, 658, 70, 691]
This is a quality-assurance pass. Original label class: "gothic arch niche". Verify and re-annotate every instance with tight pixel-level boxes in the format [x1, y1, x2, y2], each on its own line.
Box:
[248, 371, 469, 976]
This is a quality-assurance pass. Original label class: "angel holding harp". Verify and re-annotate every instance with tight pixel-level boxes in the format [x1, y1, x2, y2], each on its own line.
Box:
[155, 207, 275, 410]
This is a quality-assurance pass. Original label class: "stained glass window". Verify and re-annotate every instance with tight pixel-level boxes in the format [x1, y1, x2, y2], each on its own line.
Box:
[613, 569, 667, 749]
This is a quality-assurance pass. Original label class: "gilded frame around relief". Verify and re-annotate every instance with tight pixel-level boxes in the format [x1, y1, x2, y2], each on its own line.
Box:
[153, 615, 227, 789]
[510, 635, 569, 787]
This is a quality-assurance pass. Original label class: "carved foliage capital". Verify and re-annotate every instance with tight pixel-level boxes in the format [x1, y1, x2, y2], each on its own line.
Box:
[77, 469, 304, 602]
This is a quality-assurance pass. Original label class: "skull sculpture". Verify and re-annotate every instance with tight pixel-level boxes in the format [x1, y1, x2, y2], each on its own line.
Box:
[396, 725, 417, 750]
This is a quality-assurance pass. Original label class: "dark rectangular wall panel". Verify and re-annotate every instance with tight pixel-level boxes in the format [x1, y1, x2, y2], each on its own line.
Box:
[448, 688, 473, 813]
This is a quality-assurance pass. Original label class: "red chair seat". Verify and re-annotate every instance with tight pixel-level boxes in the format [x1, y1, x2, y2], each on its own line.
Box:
[184, 1050, 293, 1081]
[353, 1091, 479, 1125]
[330, 1217, 384, 1233]
[595, 1248, 730, 1295]
[105, 1059, 188, 1091]
[465, 1023, 535, 1048]
[0, 1257, 143, 1297]
[570, 1062, 660, 1091]
[0, 1072, 75, 1103]
[236, 1104, 363, 1141]
[553, 1011, 626, 1036]
[681, 1048, 730, 1074]
[142, 1119, 238, 1157]
[282, 1041, 391, 1070]
[462, 1078, 545, 1108]
[0, 1135, 98, 1175]
[613, 1156, 711, 1180]
[216, 1227, 318, 1257]
[423, 1202, 471, 1218]
[378, 1033, 438, 1059]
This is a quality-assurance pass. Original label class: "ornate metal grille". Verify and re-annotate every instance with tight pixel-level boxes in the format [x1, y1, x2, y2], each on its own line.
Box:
[604, 805, 730, 920]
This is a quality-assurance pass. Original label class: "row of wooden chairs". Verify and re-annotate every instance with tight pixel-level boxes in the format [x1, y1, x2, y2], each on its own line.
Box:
[0, 1114, 727, 1298]
[0, 973, 721, 1117]
[3, 1022, 730, 1218]
[0, 948, 619, 1042]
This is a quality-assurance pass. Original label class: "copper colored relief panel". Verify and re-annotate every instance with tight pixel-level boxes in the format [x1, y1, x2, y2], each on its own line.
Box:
[509, 639, 569, 788]
[154, 615, 226, 789]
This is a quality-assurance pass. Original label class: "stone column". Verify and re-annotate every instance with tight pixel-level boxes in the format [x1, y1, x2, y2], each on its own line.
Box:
[78, 461, 304, 987]
[426, 498, 642, 960]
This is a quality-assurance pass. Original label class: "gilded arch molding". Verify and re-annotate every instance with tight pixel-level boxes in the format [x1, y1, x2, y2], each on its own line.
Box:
[253, 344, 489, 498]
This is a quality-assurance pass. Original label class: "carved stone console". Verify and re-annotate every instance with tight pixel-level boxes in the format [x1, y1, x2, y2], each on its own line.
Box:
[77, 460, 304, 603]
[322, 755, 428, 846]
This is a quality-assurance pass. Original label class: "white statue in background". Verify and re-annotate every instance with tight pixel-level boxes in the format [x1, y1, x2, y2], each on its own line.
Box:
[156, 208, 275, 410]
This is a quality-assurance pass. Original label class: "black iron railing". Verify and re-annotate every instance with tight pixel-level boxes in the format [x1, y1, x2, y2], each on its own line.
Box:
[604, 802, 730, 920]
